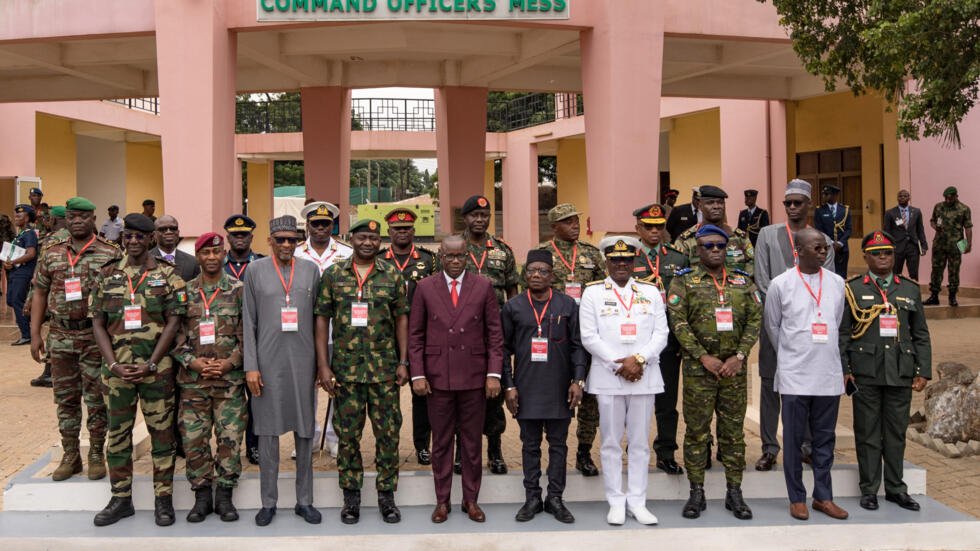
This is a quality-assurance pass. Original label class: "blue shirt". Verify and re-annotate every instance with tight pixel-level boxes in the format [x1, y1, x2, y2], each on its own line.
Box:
[10, 228, 38, 278]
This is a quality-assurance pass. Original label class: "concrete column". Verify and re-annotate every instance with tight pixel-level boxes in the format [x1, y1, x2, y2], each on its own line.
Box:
[581, 0, 665, 234]
[435, 86, 489, 235]
[720, 101, 769, 226]
[502, 137, 538, 261]
[483, 160, 496, 235]
[232, 158, 243, 215]
[246, 160, 274, 256]
[768, 100, 788, 222]
[154, 0, 236, 237]
[301, 86, 352, 231]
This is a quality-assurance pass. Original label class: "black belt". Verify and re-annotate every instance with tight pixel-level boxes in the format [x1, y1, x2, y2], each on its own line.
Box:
[52, 318, 93, 330]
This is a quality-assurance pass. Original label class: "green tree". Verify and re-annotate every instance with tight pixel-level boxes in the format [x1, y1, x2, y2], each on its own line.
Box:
[761, 0, 980, 145]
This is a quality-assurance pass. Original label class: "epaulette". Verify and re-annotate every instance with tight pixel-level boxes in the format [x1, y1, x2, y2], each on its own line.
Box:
[95, 235, 117, 247]
[415, 245, 437, 256]
[578, 240, 600, 251]
[633, 279, 657, 288]
[334, 237, 352, 248]
[492, 236, 513, 252]
[585, 280, 605, 287]
[896, 274, 918, 285]
[674, 267, 693, 276]
[732, 228, 749, 237]
[663, 243, 684, 255]
[846, 274, 863, 283]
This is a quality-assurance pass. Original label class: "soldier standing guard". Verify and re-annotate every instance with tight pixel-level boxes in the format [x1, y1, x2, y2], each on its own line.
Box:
[925, 186, 972, 306]
[814, 184, 853, 278]
[316, 219, 410, 525]
[173, 233, 247, 523]
[89, 213, 187, 527]
[667, 224, 761, 520]
[379, 207, 438, 466]
[842, 231, 931, 512]
[30, 197, 121, 481]
[737, 189, 770, 246]
[674, 185, 755, 277]
[461, 194, 518, 475]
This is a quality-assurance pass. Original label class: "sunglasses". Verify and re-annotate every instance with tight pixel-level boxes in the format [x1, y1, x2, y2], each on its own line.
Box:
[868, 250, 894, 257]
[308, 220, 332, 229]
[698, 242, 727, 251]
[641, 223, 666, 231]
[156, 226, 179, 233]
[273, 237, 299, 245]
[783, 200, 806, 207]
[123, 233, 147, 241]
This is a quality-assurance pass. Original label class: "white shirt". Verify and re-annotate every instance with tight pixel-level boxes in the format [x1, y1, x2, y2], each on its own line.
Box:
[764, 267, 845, 396]
[443, 271, 465, 294]
[294, 237, 353, 275]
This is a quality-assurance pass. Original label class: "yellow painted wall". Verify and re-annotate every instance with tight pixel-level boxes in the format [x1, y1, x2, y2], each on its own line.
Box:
[35, 114, 77, 204]
[125, 142, 164, 214]
[556, 138, 597, 244]
[668, 109, 721, 199]
[247, 161, 273, 256]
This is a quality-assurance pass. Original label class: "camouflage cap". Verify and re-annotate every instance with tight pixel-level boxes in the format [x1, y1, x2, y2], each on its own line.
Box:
[548, 203, 580, 223]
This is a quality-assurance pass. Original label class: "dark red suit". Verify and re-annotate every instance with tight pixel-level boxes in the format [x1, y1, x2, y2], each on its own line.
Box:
[409, 271, 503, 505]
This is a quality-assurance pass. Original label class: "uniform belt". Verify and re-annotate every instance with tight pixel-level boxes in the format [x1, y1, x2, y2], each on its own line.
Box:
[52, 318, 93, 330]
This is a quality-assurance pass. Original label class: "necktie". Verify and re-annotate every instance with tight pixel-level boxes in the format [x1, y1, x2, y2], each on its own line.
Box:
[903, 208, 909, 226]
[165, 254, 175, 263]
[451, 280, 459, 307]
[877, 277, 889, 290]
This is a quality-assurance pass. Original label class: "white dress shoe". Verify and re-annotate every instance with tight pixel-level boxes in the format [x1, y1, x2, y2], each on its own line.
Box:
[607, 505, 626, 525]
[627, 505, 659, 525]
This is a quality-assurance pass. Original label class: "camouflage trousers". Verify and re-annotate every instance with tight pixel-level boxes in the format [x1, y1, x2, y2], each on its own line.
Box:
[929, 245, 962, 294]
[178, 383, 247, 490]
[103, 365, 176, 497]
[48, 326, 107, 441]
[683, 370, 747, 485]
[575, 392, 599, 448]
[334, 381, 402, 492]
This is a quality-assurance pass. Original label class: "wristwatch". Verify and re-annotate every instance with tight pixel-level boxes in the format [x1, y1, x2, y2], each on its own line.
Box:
[735, 352, 746, 362]
[633, 353, 647, 366]
[573, 379, 585, 389]
[398, 359, 410, 368]
[146, 361, 158, 373]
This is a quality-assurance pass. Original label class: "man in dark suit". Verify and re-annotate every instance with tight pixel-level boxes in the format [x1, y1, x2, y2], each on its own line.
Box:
[151, 215, 200, 282]
[409, 235, 504, 524]
[737, 189, 770, 246]
[814, 184, 852, 277]
[883, 190, 928, 280]
[665, 187, 701, 241]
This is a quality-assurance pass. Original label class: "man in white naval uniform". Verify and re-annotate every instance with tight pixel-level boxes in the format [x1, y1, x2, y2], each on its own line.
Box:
[579, 236, 669, 526]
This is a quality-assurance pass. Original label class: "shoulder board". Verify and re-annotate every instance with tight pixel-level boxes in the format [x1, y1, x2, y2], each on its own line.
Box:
[663, 244, 684, 255]
[95, 235, 117, 247]
[492, 236, 513, 251]
[896, 274, 918, 285]
[334, 238, 352, 248]
[846, 274, 863, 283]
[416, 245, 436, 256]
[154, 255, 177, 267]
[733, 269, 751, 277]
[732, 228, 748, 237]
[678, 227, 696, 238]
[633, 279, 657, 288]
[578, 240, 600, 251]
[674, 267, 693, 276]
[585, 280, 605, 287]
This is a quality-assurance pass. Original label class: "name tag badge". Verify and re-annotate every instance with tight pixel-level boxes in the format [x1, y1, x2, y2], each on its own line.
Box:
[199, 318, 216, 345]
[64, 277, 82, 302]
[565, 282, 582, 302]
[620, 322, 637, 344]
[351, 302, 369, 327]
[124, 305, 142, 330]
[530, 337, 549, 362]
[895, 217, 905, 226]
[281, 307, 298, 332]
[715, 307, 734, 332]
[812, 322, 829, 344]
[879, 314, 898, 337]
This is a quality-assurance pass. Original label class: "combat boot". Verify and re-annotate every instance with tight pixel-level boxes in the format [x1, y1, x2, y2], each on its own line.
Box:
[340, 489, 361, 524]
[93, 496, 134, 526]
[725, 484, 753, 520]
[949, 292, 959, 307]
[682, 483, 706, 519]
[378, 490, 401, 523]
[186, 486, 213, 522]
[52, 438, 82, 481]
[575, 444, 599, 477]
[214, 486, 239, 522]
[923, 293, 940, 305]
[87, 438, 106, 480]
[155, 495, 176, 527]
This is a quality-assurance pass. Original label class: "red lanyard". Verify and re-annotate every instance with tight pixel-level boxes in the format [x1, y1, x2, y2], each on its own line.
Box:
[469, 245, 489, 274]
[199, 286, 221, 318]
[613, 286, 634, 318]
[228, 261, 247, 279]
[643, 247, 663, 284]
[550, 240, 578, 279]
[353, 262, 375, 301]
[796, 266, 824, 318]
[66, 234, 97, 277]
[126, 270, 149, 305]
[274, 259, 295, 306]
[526, 289, 553, 337]
[869, 275, 893, 312]
[709, 268, 728, 304]
[386, 245, 416, 272]
[785, 224, 798, 265]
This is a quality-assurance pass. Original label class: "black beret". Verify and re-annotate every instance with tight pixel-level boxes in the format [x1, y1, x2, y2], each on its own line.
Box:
[699, 185, 728, 199]
[460, 195, 491, 216]
[123, 213, 155, 233]
[525, 249, 553, 267]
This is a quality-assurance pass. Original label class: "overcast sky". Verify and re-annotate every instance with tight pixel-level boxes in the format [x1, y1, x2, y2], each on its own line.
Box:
[353, 87, 437, 173]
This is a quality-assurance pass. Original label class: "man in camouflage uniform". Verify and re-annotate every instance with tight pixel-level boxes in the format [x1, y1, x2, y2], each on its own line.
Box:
[27, 205, 70, 388]
[674, 185, 755, 277]
[172, 232, 246, 523]
[667, 224, 761, 521]
[461, 194, 517, 474]
[316, 218, 410, 525]
[632, 203, 690, 475]
[925, 186, 972, 306]
[379, 207, 438, 466]
[30, 198, 120, 481]
[89, 213, 187, 527]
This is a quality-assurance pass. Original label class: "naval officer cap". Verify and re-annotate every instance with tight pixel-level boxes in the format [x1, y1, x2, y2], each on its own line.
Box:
[123, 213, 155, 233]
[301, 201, 339, 222]
[224, 214, 257, 234]
[599, 235, 641, 259]
[785, 179, 812, 199]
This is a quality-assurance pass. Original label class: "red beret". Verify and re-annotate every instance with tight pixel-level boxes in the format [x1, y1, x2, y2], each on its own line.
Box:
[195, 232, 224, 253]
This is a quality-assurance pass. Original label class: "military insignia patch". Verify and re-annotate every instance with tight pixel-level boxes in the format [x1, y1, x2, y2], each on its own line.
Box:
[477, 197, 489, 208]
[148, 279, 166, 287]
[752, 290, 762, 304]
[177, 290, 187, 303]
[668, 294, 680, 305]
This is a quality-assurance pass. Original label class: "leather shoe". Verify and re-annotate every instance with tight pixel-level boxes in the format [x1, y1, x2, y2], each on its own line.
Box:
[431, 502, 450, 523]
[656, 458, 684, 475]
[544, 496, 575, 524]
[462, 501, 486, 522]
[489, 457, 508, 475]
[255, 507, 276, 526]
[606, 505, 626, 526]
[154, 495, 176, 527]
[813, 499, 849, 520]
[755, 452, 777, 471]
[341, 489, 361, 524]
[626, 505, 658, 525]
[93, 496, 135, 527]
[11, 337, 30, 346]
[886, 492, 921, 511]
[515, 496, 544, 522]
[789, 502, 809, 520]
[246, 446, 260, 465]
[416, 448, 431, 465]
[725, 485, 753, 520]
[949, 294, 959, 307]
[294, 504, 322, 524]
[575, 450, 599, 477]
[860, 494, 879, 510]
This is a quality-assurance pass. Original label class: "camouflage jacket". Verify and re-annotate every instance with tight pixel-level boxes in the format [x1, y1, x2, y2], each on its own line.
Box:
[89, 254, 188, 371]
[666, 264, 762, 376]
[463, 231, 518, 306]
[379, 244, 438, 306]
[632, 243, 689, 297]
[931, 200, 973, 248]
[38, 228, 71, 254]
[172, 272, 245, 386]
[673, 224, 755, 277]
[32, 233, 122, 322]
[316, 257, 409, 383]
[520, 238, 606, 294]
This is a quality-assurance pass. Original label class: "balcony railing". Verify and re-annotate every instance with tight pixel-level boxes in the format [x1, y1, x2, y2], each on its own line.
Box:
[105, 97, 160, 115]
[351, 97, 436, 132]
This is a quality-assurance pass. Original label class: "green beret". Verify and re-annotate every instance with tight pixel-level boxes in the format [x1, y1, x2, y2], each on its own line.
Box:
[65, 196, 96, 212]
[49, 206, 66, 219]
[944, 186, 958, 197]
[349, 218, 381, 235]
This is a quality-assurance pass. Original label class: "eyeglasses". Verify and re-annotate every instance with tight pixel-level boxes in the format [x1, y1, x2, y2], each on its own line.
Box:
[783, 200, 806, 207]
[698, 242, 727, 251]
[868, 250, 894, 257]
[441, 253, 466, 262]
[123, 233, 147, 241]
[156, 226, 179, 233]
[308, 220, 332, 229]
[273, 237, 299, 245]
[525, 268, 553, 276]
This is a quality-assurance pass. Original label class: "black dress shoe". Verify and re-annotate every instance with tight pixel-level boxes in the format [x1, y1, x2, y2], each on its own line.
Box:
[755, 452, 777, 471]
[575, 450, 599, 477]
[416, 448, 431, 465]
[11, 337, 30, 346]
[341, 489, 361, 524]
[886, 492, 921, 511]
[246, 446, 260, 466]
[378, 490, 401, 524]
[682, 484, 706, 519]
[294, 504, 322, 524]
[453, 456, 463, 475]
[489, 457, 508, 475]
[725, 485, 753, 520]
[923, 294, 940, 305]
[515, 496, 543, 522]
[544, 496, 575, 524]
[860, 494, 879, 510]
[93, 496, 135, 526]
[255, 506, 276, 526]
[154, 495, 176, 527]
[656, 458, 684, 475]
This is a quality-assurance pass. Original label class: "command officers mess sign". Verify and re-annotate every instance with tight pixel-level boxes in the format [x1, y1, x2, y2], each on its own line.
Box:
[257, 0, 570, 21]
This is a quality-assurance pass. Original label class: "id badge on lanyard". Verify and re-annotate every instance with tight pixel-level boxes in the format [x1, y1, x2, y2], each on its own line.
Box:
[64, 277, 82, 302]
[124, 305, 142, 330]
[351, 302, 369, 327]
[199, 318, 216, 345]
[281, 307, 298, 332]
[715, 307, 734, 332]
[620, 323, 637, 343]
[811, 322, 829, 343]
[531, 337, 549, 362]
[879, 314, 898, 337]
[565, 282, 582, 302]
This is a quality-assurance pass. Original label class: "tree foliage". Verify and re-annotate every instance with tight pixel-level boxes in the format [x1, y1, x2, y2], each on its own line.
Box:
[761, 0, 980, 146]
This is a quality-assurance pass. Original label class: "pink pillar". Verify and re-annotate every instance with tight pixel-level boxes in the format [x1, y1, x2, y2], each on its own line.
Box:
[767, 100, 789, 223]
[502, 137, 539, 261]
[154, 0, 236, 236]
[301, 86, 352, 231]
[435, 87, 489, 235]
[719, 101, 769, 227]
[581, 0, 665, 234]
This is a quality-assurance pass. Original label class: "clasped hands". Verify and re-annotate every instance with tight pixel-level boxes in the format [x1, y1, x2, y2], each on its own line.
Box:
[614, 355, 644, 382]
[700, 354, 743, 379]
[189, 357, 234, 380]
[109, 361, 156, 383]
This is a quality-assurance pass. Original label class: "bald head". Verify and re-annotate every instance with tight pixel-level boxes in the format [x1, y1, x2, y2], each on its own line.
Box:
[154, 214, 180, 249]
[439, 234, 467, 278]
[795, 227, 829, 272]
